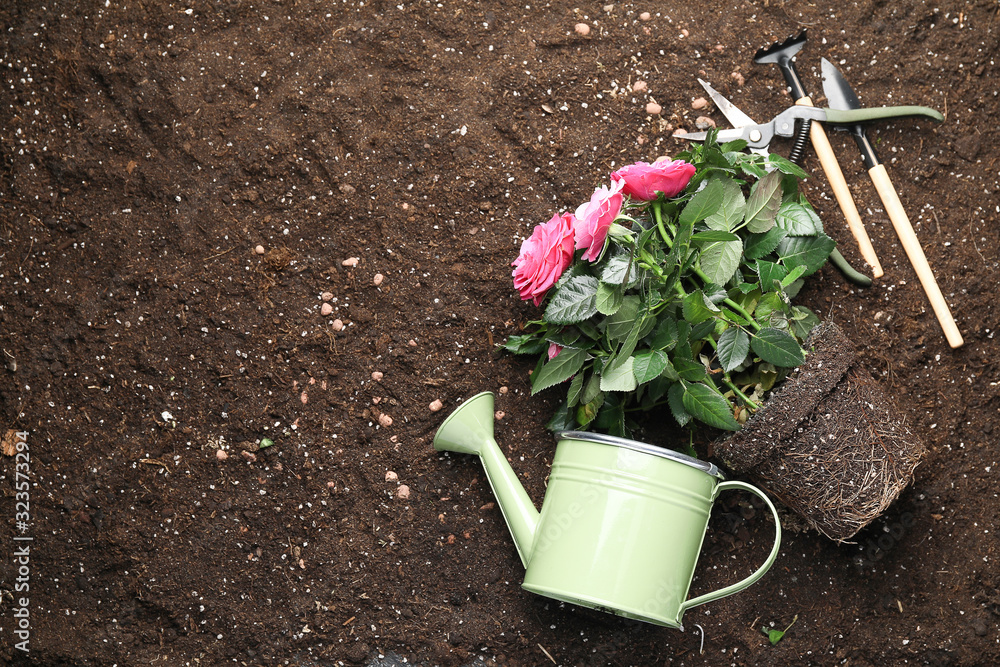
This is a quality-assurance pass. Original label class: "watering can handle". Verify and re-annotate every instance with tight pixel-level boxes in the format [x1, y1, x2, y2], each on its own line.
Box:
[679, 480, 782, 614]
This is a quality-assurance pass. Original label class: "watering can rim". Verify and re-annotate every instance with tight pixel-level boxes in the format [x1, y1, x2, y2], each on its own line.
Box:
[555, 430, 725, 480]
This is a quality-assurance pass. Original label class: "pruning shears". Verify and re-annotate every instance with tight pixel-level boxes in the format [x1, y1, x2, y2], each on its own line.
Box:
[675, 102, 943, 152]
[677, 79, 894, 287]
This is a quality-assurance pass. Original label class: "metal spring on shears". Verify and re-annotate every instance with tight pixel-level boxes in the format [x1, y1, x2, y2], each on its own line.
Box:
[788, 119, 811, 165]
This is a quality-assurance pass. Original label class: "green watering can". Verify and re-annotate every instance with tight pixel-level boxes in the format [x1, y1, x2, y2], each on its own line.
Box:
[433, 391, 781, 629]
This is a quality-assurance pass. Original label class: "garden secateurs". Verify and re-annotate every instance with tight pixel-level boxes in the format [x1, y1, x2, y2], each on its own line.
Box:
[675, 80, 944, 287]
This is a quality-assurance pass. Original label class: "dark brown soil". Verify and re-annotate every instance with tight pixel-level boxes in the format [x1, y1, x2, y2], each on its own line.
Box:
[2, 1, 999, 665]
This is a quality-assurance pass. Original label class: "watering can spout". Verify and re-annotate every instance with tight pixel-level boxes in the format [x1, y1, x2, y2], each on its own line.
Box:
[433, 392, 539, 567]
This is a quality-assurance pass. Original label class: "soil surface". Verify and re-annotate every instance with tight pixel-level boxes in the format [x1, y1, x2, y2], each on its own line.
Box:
[2, 1, 999, 665]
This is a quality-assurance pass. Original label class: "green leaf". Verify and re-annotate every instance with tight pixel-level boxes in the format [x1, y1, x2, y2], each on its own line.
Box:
[775, 200, 822, 236]
[605, 295, 641, 341]
[682, 290, 715, 324]
[703, 282, 728, 306]
[503, 334, 548, 355]
[755, 260, 788, 290]
[581, 369, 603, 405]
[691, 229, 741, 244]
[762, 615, 798, 646]
[643, 375, 672, 404]
[781, 264, 808, 287]
[651, 316, 679, 351]
[673, 357, 709, 382]
[767, 154, 810, 179]
[575, 393, 604, 429]
[740, 160, 768, 180]
[699, 238, 743, 285]
[660, 357, 680, 381]
[596, 281, 624, 316]
[614, 313, 654, 366]
[600, 356, 637, 392]
[544, 275, 600, 324]
[531, 347, 588, 395]
[720, 139, 749, 153]
[681, 381, 741, 431]
[545, 328, 582, 349]
[751, 327, 805, 368]
[633, 350, 669, 384]
[744, 227, 788, 260]
[679, 177, 724, 226]
[566, 370, 586, 407]
[704, 177, 747, 231]
[777, 233, 836, 276]
[790, 306, 821, 341]
[600, 253, 637, 285]
[546, 401, 577, 432]
[717, 327, 750, 373]
[689, 319, 717, 342]
[755, 291, 789, 326]
[721, 307, 752, 326]
[667, 382, 693, 427]
[594, 395, 626, 436]
[745, 170, 783, 233]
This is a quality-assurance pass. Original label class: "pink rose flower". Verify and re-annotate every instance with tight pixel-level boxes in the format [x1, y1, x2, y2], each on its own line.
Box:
[574, 179, 625, 262]
[547, 343, 562, 360]
[511, 212, 576, 306]
[610, 159, 696, 201]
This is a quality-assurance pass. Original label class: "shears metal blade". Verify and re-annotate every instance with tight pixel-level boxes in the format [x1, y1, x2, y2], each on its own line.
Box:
[695, 78, 766, 155]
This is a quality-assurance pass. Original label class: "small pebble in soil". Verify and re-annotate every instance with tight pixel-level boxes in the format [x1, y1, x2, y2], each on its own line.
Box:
[241, 451, 257, 462]
[320, 303, 333, 316]
[574, 23, 590, 35]
[396, 485, 410, 499]
[680, 28, 689, 37]
[300, 391, 308, 405]
[373, 273, 384, 286]
[339, 183, 356, 195]
[672, 127, 688, 137]
[495, 411, 505, 420]
[371, 371, 384, 381]
[385, 470, 399, 482]
[254, 245, 265, 255]
[637, 134, 646, 145]
[731, 71, 745, 86]
[429, 399, 443, 412]
[332, 319, 344, 331]
[342, 257, 359, 267]
[695, 116, 716, 129]
[639, 11, 651, 20]
[691, 97, 709, 110]
[447, 534, 456, 544]
[632, 80, 648, 93]
[321, 291, 333, 302]
[645, 101, 662, 115]
[216, 449, 228, 461]
[408, 339, 417, 347]
[379, 414, 393, 427]
[327, 481, 336, 489]
[161, 411, 174, 422]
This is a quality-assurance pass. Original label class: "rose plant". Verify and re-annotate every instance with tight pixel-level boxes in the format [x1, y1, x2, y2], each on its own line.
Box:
[505, 132, 836, 437]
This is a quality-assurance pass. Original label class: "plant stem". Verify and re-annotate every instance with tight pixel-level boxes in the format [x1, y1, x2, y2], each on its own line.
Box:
[723, 378, 760, 410]
[653, 200, 673, 244]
